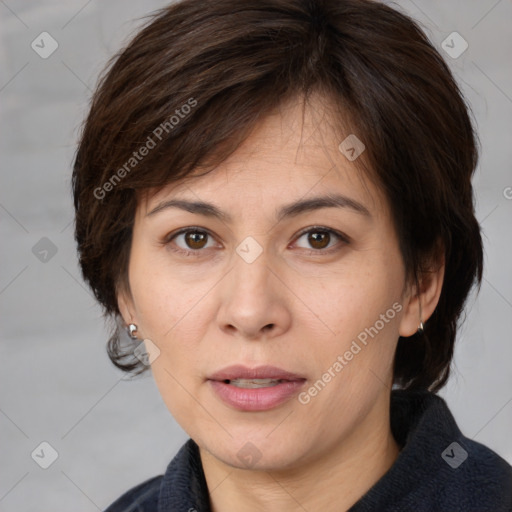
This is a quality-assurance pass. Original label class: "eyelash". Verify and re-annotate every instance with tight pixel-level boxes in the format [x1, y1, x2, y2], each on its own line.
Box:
[162, 226, 350, 258]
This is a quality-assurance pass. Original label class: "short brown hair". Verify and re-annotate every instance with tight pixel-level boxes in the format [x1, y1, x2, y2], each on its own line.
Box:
[72, 0, 483, 392]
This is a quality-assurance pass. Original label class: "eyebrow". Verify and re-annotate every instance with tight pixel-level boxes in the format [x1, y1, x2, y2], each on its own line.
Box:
[146, 193, 371, 222]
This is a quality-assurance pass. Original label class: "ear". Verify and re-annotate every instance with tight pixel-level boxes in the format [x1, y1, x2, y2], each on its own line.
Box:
[117, 285, 136, 327]
[399, 249, 445, 337]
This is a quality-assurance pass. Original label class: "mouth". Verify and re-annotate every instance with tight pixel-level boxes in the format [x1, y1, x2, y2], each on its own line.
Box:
[221, 378, 292, 388]
[208, 364, 306, 382]
[207, 365, 306, 411]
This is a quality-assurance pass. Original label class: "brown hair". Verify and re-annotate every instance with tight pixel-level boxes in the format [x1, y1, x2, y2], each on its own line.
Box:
[72, 0, 483, 392]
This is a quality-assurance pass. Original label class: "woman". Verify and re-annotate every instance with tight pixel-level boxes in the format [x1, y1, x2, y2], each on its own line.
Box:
[72, 0, 512, 510]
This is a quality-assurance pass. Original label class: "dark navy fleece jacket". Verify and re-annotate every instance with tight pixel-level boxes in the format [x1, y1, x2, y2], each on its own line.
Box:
[104, 390, 512, 511]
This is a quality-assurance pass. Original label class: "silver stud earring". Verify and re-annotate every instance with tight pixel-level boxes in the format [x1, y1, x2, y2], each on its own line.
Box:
[128, 324, 138, 339]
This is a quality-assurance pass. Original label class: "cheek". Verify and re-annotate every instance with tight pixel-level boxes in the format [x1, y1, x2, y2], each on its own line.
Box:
[301, 254, 404, 401]
[127, 247, 213, 382]
[305, 255, 404, 341]
[128, 245, 211, 339]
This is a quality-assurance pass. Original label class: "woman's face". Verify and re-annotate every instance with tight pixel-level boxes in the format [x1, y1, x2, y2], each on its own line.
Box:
[119, 97, 420, 471]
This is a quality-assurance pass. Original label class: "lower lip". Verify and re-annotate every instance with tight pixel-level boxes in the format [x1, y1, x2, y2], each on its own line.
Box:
[208, 380, 306, 411]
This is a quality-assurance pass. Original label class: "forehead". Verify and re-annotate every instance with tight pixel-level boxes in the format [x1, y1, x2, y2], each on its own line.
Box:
[140, 94, 385, 218]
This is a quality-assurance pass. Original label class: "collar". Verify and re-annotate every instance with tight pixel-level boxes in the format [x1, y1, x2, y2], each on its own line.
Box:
[156, 390, 511, 511]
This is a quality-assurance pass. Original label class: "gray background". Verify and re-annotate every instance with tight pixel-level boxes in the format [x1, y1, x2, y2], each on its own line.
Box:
[1, 0, 511, 510]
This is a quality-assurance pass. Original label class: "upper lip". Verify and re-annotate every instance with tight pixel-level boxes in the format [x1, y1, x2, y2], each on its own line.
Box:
[208, 365, 306, 382]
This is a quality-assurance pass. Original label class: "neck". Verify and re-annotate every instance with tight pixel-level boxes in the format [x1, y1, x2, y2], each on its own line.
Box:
[200, 395, 400, 512]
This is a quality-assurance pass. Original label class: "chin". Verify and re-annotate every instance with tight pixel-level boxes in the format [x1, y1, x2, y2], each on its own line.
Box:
[205, 433, 309, 472]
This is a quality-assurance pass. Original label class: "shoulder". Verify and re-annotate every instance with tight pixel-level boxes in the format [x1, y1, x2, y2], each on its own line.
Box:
[103, 475, 163, 512]
[103, 439, 208, 512]
[378, 390, 512, 511]
[438, 436, 512, 509]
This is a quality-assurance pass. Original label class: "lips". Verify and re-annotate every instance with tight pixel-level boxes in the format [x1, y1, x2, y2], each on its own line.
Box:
[207, 365, 306, 411]
[208, 364, 306, 382]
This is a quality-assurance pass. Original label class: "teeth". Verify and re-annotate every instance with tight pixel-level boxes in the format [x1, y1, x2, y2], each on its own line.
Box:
[228, 378, 283, 388]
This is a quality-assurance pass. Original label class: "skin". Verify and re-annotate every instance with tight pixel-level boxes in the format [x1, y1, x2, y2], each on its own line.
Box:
[118, 94, 444, 512]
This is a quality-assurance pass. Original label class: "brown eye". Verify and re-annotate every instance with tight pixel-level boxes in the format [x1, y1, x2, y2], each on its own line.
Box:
[184, 230, 208, 249]
[294, 227, 349, 254]
[165, 228, 216, 256]
[307, 231, 331, 249]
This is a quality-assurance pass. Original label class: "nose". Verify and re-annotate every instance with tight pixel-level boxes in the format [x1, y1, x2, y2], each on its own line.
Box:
[216, 249, 292, 340]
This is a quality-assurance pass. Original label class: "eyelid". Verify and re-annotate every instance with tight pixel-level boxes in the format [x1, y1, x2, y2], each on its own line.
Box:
[163, 226, 213, 243]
